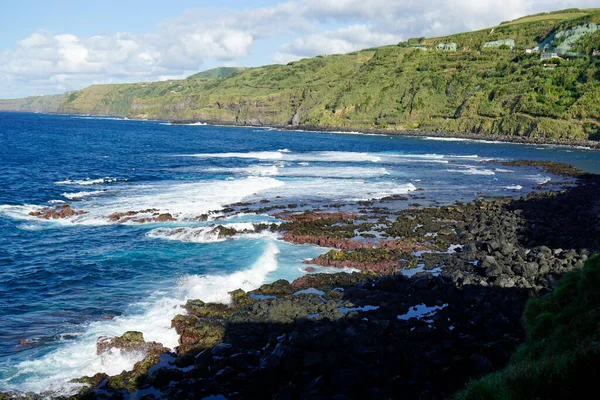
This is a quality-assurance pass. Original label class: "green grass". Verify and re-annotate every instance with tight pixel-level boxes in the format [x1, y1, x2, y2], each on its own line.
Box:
[454, 254, 600, 400]
[499, 12, 589, 26]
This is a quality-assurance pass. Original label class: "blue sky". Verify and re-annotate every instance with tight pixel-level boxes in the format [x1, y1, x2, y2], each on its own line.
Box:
[0, 0, 596, 98]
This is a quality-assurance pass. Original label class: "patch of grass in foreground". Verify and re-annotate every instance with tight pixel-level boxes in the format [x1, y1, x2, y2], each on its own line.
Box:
[454, 254, 600, 399]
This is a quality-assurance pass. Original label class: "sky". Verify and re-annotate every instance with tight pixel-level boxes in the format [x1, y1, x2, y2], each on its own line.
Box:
[0, 0, 597, 98]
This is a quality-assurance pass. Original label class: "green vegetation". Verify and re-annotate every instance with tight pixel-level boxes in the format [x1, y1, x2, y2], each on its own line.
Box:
[2, 8, 600, 141]
[186, 66, 246, 80]
[0, 93, 66, 113]
[455, 254, 600, 399]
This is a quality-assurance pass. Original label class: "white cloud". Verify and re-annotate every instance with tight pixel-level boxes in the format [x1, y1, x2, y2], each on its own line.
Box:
[0, 0, 596, 98]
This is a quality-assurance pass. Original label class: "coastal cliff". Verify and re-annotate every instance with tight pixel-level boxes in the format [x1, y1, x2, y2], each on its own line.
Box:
[2, 9, 600, 143]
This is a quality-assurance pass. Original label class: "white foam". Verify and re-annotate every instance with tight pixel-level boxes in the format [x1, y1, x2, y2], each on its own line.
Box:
[424, 136, 505, 144]
[495, 169, 514, 173]
[505, 185, 523, 190]
[210, 165, 390, 179]
[527, 175, 551, 185]
[183, 240, 280, 303]
[279, 166, 390, 178]
[209, 165, 280, 176]
[424, 137, 470, 142]
[61, 190, 106, 200]
[55, 177, 119, 186]
[446, 167, 495, 176]
[147, 223, 259, 244]
[183, 150, 496, 165]
[5, 240, 282, 394]
[185, 151, 382, 163]
[186, 151, 285, 160]
[0, 204, 44, 221]
[257, 179, 417, 201]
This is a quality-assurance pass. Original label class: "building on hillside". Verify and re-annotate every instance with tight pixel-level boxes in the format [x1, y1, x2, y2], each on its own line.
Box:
[593, 50, 600, 57]
[483, 38, 515, 50]
[435, 43, 457, 51]
[525, 48, 540, 54]
[540, 52, 559, 60]
[543, 64, 558, 69]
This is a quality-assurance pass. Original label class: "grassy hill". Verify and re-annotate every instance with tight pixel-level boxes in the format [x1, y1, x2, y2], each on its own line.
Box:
[455, 253, 600, 399]
[2, 8, 600, 142]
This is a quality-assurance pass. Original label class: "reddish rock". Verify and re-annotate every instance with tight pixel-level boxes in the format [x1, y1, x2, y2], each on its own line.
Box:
[155, 213, 176, 222]
[107, 209, 177, 223]
[29, 204, 86, 219]
[276, 211, 358, 223]
[305, 267, 316, 272]
[282, 233, 364, 250]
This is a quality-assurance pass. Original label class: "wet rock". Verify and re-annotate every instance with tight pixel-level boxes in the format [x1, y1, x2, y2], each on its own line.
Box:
[212, 343, 234, 357]
[229, 289, 254, 307]
[184, 300, 234, 318]
[194, 348, 213, 372]
[96, 331, 163, 355]
[214, 366, 236, 381]
[29, 204, 86, 220]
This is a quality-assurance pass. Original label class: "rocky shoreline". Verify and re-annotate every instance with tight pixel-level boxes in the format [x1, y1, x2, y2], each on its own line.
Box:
[169, 119, 600, 149]
[3, 161, 600, 399]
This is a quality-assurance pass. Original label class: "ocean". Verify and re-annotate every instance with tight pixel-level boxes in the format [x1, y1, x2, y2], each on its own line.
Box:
[1, 112, 599, 393]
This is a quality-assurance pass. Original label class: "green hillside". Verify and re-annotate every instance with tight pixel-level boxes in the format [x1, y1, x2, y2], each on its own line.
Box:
[455, 254, 600, 399]
[186, 67, 246, 80]
[2, 8, 600, 142]
[0, 93, 67, 113]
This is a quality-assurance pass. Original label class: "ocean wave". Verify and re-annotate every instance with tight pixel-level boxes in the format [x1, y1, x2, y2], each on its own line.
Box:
[446, 167, 495, 176]
[210, 165, 391, 179]
[505, 185, 523, 190]
[424, 136, 506, 145]
[183, 240, 280, 303]
[61, 190, 106, 200]
[257, 179, 417, 201]
[55, 177, 120, 186]
[182, 150, 477, 164]
[5, 240, 281, 394]
[527, 175, 551, 185]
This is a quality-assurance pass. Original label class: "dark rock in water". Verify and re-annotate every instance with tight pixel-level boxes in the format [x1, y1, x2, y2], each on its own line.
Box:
[212, 343, 234, 357]
[194, 348, 213, 372]
[214, 366, 236, 381]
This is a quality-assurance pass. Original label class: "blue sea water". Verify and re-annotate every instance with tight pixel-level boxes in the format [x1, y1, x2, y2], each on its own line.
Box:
[1, 112, 599, 393]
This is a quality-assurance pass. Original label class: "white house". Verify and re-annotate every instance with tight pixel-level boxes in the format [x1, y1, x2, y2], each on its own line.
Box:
[540, 53, 559, 60]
